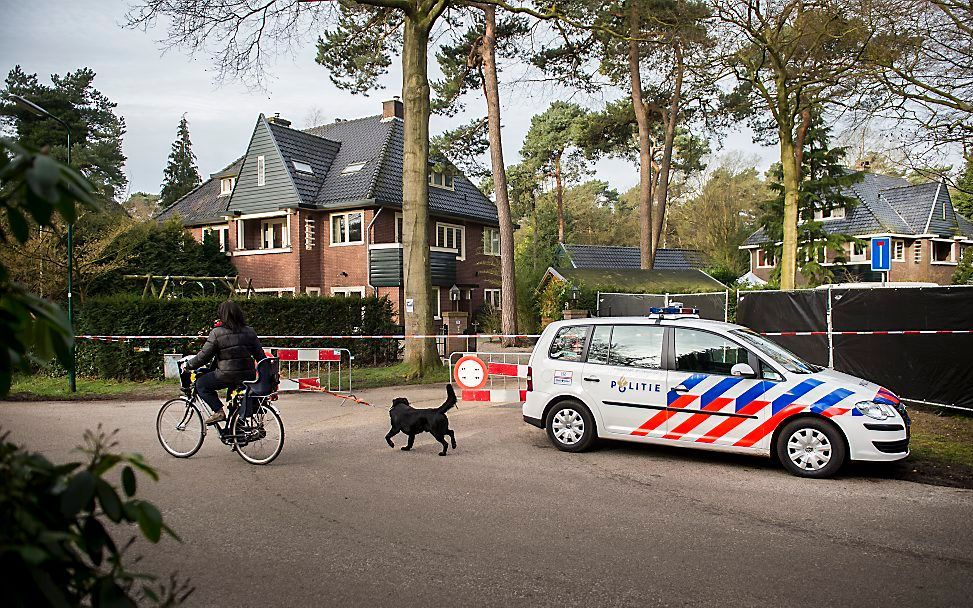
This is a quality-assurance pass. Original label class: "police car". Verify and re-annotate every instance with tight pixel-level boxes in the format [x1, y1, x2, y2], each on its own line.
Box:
[522, 307, 910, 478]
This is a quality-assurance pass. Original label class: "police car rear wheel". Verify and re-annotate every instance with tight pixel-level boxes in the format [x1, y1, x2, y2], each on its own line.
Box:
[546, 400, 595, 452]
[776, 418, 846, 478]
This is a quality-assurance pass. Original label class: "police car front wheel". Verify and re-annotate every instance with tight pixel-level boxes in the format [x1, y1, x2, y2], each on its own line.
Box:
[546, 400, 596, 452]
[776, 418, 847, 478]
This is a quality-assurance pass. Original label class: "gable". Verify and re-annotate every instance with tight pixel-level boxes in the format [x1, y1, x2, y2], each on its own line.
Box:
[156, 158, 242, 226]
[228, 117, 302, 215]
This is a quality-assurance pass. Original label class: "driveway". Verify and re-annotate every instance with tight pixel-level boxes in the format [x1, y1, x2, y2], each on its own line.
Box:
[2, 386, 971, 607]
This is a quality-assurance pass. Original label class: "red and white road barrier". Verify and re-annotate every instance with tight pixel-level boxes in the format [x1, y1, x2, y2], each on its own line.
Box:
[263, 347, 352, 393]
[462, 389, 528, 402]
[76, 333, 542, 341]
[453, 353, 531, 403]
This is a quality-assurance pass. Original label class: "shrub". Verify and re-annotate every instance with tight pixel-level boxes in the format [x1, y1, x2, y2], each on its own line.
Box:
[74, 295, 398, 380]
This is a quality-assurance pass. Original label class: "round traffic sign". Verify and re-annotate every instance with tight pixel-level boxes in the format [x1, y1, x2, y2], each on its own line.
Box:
[453, 355, 489, 390]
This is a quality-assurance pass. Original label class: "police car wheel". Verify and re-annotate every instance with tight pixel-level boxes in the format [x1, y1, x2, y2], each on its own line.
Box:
[776, 418, 847, 478]
[546, 400, 596, 452]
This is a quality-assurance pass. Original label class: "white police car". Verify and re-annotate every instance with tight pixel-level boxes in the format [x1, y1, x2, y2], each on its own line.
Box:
[522, 307, 910, 478]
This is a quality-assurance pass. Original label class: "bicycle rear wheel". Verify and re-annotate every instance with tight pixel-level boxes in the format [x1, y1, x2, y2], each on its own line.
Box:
[231, 403, 284, 465]
[157, 398, 205, 458]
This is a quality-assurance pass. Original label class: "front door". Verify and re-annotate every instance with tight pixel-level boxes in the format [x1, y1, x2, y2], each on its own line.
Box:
[581, 324, 668, 437]
[664, 328, 775, 446]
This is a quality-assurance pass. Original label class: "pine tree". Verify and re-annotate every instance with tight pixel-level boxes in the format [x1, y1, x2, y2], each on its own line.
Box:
[954, 156, 973, 220]
[159, 116, 201, 208]
[758, 117, 862, 286]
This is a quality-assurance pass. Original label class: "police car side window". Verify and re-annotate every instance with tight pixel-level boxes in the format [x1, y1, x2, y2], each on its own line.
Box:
[586, 325, 612, 364]
[607, 325, 664, 369]
[548, 325, 591, 362]
[674, 329, 749, 375]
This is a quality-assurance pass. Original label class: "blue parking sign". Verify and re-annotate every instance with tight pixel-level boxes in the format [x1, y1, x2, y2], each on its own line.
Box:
[871, 237, 891, 272]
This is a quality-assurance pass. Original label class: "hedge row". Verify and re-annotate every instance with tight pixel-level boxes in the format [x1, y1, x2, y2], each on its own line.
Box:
[74, 295, 398, 380]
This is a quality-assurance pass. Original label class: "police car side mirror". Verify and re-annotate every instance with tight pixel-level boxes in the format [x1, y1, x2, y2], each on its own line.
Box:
[731, 363, 756, 378]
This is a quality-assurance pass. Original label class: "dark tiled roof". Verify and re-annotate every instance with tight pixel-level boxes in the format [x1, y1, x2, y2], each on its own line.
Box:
[266, 122, 340, 204]
[156, 158, 242, 226]
[305, 115, 394, 205]
[560, 243, 708, 270]
[742, 172, 965, 246]
[956, 212, 973, 238]
[544, 267, 726, 292]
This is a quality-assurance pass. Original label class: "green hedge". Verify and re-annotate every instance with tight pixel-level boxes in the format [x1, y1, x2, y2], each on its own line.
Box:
[74, 295, 398, 380]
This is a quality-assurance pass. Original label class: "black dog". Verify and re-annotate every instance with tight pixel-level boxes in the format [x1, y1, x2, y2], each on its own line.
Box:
[386, 384, 457, 456]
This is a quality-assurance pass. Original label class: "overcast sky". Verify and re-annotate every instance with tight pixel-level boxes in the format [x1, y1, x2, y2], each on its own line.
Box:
[1, 0, 778, 198]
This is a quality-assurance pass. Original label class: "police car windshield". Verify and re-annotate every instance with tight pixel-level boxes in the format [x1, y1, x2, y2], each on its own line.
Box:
[730, 329, 821, 374]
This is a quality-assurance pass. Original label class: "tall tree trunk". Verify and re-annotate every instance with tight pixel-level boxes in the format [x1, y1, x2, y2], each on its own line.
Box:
[628, 0, 653, 269]
[401, 17, 439, 373]
[779, 126, 800, 290]
[651, 46, 684, 256]
[554, 153, 565, 243]
[479, 5, 518, 344]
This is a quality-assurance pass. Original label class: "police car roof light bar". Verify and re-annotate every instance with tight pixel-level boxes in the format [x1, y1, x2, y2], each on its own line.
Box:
[648, 306, 700, 319]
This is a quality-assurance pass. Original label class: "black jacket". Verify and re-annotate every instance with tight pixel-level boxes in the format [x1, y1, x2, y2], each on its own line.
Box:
[187, 325, 265, 382]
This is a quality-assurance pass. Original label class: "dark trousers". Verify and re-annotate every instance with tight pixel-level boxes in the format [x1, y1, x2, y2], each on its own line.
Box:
[195, 371, 238, 413]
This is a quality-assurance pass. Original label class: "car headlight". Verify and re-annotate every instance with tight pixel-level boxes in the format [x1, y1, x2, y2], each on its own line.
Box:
[856, 401, 897, 420]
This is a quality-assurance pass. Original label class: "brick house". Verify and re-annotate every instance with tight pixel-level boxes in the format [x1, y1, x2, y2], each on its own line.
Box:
[740, 171, 973, 285]
[157, 99, 502, 323]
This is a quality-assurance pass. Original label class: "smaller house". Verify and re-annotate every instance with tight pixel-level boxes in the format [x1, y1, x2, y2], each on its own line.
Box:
[740, 171, 973, 285]
[557, 243, 708, 270]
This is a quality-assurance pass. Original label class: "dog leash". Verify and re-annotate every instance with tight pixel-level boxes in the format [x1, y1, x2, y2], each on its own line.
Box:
[298, 385, 373, 407]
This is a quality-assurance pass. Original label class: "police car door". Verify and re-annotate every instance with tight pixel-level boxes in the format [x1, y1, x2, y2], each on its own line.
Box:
[581, 324, 668, 437]
[664, 328, 774, 446]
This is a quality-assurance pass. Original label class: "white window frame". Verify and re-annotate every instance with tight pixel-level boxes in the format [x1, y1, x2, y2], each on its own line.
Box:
[394, 212, 404, 244]
[813, 206, 846, 221]
[260, 218, 288, 249]
[330, 210, 365, 246]
[331, 286, 366, 298]
[292, 160, 313, 174]
[436, 222, 466, 260]
[256, 155, 266, 186]
[433, 287, 442, 319]
[483, 227, 501, 256]
[304, 217, 316, 250]
[892, 239, 905, 262]
[756, 249, 776, 268]
[428, 171, 455, 191]
[219, 177, 235, 196]
[250, 287, 295, 297]
[930, 240, 957, 265]
[341, 161, 367, 175]
[306, 287, 321, 296]
[484, 288, 501, 309]
[202, 225, 230, 252]
[849, 241, 867, 263]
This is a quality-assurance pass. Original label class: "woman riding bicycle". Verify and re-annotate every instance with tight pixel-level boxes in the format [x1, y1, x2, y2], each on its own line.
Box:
[181, 300, 265, 425]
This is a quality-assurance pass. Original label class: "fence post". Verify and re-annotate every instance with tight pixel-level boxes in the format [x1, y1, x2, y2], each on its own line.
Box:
[827, 285, 834, 368]
[724, 290, 729, 322]
[596, 291, 601, 317]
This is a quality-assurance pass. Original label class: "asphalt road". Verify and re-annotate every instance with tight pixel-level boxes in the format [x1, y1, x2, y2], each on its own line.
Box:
[3, 387, 972, 607]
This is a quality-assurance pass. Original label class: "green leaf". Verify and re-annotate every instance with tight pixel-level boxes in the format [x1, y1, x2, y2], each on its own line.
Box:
[136, 501, 163, 543]
[95, 478, 123, 522]
[60, 470, 96, 516]
[18, 545, 47, 565]
[121, 465, 136, 497]
[82, 516, 106, 565]
[6, 207, 29, 243]
[98, 577, 137, 608]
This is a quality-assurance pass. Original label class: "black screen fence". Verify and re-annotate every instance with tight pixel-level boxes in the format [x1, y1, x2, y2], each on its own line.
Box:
[597, 291, 728, 321]
[737, 286, 973, 411]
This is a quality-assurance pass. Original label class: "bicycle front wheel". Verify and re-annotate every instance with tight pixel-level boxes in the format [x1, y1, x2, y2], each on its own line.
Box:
[231, 404, 284, 465]
[157, 398, 205, 458]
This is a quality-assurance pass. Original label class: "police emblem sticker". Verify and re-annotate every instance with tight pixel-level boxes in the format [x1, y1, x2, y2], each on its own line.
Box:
[554, 370, 573, 385]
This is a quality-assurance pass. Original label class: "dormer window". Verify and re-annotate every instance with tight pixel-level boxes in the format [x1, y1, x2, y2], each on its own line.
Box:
[341, 162, 366, 175]
[293, 160, 313, 174]
[813, 206, 845, 221]
[219, 177, 235, 196]
[429, 171, 454, 190]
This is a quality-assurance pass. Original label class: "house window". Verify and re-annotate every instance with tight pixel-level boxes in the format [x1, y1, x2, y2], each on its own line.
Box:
[850, 242, 867, 263]
[219, 177, 235, 196]
[756, 249, 776, 268]
[813, 206, 845, 221]
[432, 287, 442, 319]
[483, 227, 501, 256]
[256, 155, 265, 186]
[341, 162, 366, 175]
[395, 212, 403, 244]
[306, 287, 321, 296]
[261, 218, 287, 249]
[428, 171, 455, 190]
[436, 222, 465, 260]
[331, 211, 364, 245]
[932, 241, 956, 263]
[202, 226, 229, 252]
[292, 160, 313, 174]
[484, 288, 501, 309]
[914, 240, 923, 264]
[892, 240, 905, 262]
[304, 217, 315, 250]
[331, 286, 366, 298]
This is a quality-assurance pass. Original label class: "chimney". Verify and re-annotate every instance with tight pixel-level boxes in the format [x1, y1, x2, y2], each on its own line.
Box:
[267, 112, 291, 127]
[382, 96, 404, 120]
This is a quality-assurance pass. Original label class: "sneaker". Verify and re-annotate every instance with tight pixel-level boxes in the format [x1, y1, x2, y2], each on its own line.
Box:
[205, 410, 226, 425]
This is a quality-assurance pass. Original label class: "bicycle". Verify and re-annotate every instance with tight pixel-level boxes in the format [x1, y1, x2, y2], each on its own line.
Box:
[156, 357, 285, 465]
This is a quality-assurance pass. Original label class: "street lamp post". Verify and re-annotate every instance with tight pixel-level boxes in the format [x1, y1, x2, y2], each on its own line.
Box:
[8, 94, 76, 392]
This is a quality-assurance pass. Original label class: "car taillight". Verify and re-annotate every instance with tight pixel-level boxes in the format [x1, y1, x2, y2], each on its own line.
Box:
[526, 366, 533, 392]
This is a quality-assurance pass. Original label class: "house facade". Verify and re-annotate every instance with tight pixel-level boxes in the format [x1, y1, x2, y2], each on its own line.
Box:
[157, 99, 502, 322]
[740, 172, 973, 285]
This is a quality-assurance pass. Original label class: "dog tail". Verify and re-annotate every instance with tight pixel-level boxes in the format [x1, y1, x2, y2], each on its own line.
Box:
[437, 383, 457, 414]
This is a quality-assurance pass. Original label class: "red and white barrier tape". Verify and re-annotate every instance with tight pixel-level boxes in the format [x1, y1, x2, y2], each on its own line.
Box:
[762, 330, 973, 336]
[75, 333, 542, 341]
